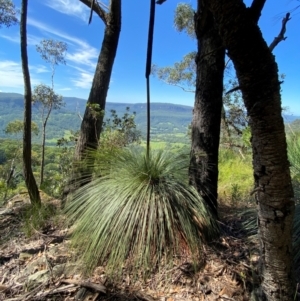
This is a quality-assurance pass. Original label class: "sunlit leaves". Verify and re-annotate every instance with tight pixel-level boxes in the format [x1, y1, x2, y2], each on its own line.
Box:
[32, 84, 64, 111]
[152, 52, 196, 92]
[5, 120, 39, 136]
[174, 3, 195, 39]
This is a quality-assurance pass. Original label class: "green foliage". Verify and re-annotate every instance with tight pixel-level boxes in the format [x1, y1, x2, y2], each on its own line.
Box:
[287, 132, 300, 202]
[36, 39, 67, 68]
[22, 202, 57, 237]
[87, 103, 105, 121]
[32, 84, 64, 111]
[174, 3, 195, 39]
[152, 52, 196, 92]
[102, 107, 141, 146]
[218, 148, 253, 202]
[66, 148, 218, 278]
[5, 120, 39, 137]
[0, 0, 19, 28]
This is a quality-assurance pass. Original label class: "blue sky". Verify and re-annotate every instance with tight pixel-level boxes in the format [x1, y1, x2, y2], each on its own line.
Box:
[0, 0, 300, 114]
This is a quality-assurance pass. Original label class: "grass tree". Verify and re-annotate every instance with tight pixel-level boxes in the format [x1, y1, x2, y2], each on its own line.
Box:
[66, 0, 218, 280]
[66, 148, 218, 277]
[32, 84, 64, 186]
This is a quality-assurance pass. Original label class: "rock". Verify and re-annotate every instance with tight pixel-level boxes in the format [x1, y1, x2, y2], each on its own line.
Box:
[27, 270, 50, 287]
[53, 263, 81, 278]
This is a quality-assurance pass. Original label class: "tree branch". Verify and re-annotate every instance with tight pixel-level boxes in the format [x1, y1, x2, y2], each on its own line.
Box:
[156, 0, 167, 4]
[79, 0, 108, 25]
[269, 13, 291, 52]
[225, 13, 291, 95]
[163, 81, 195, 93]
[249, 0, 267, 23]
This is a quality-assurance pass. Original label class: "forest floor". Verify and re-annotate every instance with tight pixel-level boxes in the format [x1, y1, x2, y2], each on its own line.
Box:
[0, 194, 297, 301]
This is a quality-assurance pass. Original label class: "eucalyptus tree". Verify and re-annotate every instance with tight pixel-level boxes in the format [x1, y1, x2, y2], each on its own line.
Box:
[32, 84, 64, 185]
[206, 0, 295, 299]
[35, 39, 66, 186]
[20, 0, 40, 205]
[0, 0, 18, 28]
[73, 0, 121, 186]
[36, 39, 67, 89]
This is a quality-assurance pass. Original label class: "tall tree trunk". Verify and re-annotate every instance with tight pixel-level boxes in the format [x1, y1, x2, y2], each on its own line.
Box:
[208, 1, 295, 299]
[189, 2, 225, 217]
[73, 0, 121, 185]
[20, 0, 41, 206]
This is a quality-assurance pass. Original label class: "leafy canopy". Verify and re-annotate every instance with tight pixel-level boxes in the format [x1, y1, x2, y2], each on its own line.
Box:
[0, 0, 18, 28]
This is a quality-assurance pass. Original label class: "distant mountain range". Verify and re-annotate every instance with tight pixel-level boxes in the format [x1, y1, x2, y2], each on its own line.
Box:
[0, 92, 193, 144]
[1, 92, 299, 144]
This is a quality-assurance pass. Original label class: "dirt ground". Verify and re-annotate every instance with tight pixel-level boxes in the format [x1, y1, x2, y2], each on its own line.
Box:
[0, 194, 297, 301]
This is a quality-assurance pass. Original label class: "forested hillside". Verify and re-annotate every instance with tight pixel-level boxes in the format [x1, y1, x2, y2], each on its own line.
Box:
[1, 92, 299, 145]
[0, 92, 192, 143]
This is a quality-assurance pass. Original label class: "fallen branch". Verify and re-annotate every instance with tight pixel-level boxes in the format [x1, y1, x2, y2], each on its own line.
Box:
[61, 279, 106, 294]
[34, 284, 77, 299]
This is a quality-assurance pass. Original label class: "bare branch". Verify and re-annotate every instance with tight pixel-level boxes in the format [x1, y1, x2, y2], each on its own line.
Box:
[162, 81, 195, 93]
[226, 13, 291, 95]
[79, 0, 108, 25]
[269, 13, 291, 52]
[225, 85, 241, 95]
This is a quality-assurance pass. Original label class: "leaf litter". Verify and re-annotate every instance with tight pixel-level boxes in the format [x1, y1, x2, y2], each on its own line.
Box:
[0, 195, 297, 301]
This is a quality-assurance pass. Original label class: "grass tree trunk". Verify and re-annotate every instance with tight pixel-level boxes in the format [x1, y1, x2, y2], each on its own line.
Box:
[20, 0, 41, 205]
[73, 0, 121, 185]
[208, 0, 295, 299]
[189, 2, 225, 217]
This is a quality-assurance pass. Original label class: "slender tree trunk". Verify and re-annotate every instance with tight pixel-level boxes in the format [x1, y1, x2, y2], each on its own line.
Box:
[40, 108, 52, 186]
[73, 0, 121, 185]
[208, 1, 295, 299]
[189, 2, 225, 217]
[40, 121, 46, 186]
[20, 0, 41, 206]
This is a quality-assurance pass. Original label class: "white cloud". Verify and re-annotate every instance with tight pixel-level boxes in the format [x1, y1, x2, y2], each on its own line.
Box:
[44, 0, 88, 21]
[26, 18, 98, 89]
[71, 66, 93, 89]
[0, 33, 42, 46]
[58, 87, 72, 91]
[0, 60, 42, 89]
[0, 34, 19, 43]
[27, 18, 98, 68]
[31, 64, 49, 74]
[66, 48, 98, 68]
[0, 61, 25, 89]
